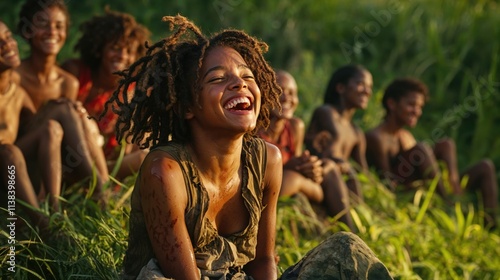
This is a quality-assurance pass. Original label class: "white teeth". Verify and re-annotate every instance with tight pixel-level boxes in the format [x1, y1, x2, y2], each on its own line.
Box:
[4, 51, 15, 58]
[224, 96, 251, 110]
[44, 39, 57, 44]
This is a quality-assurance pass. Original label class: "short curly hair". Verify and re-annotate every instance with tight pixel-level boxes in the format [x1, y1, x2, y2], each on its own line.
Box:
[74, 8, 151, 71]
[17, 0, 70, 41]
[102, 15, 282, 149]
[382, 77, 429, 113]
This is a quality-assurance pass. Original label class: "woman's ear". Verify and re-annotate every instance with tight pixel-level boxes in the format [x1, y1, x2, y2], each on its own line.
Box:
[386, 98, 397, 112]
[184, 107, 194, 120]
[336, 83, 345, 95]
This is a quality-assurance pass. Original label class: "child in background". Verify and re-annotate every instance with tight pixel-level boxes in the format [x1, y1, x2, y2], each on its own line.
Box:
[365, 77, 498, 229]
[259, 70, 355, 230]
[62, 8, 151, 180]
[0, 20, 61, 235]
[305, 64, 373, 203]
[16, 0, 108, 201]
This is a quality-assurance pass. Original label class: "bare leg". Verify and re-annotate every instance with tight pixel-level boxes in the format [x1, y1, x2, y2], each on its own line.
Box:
[280, 170, 324, 203]
[16, 120, 63, 211]
[433, 139, 461, 194]
[0, 144, 49, 231]
[462, 159, 498, 229]
[78, 112, 109, 181]
[321, 160, 355, 231]
[345, 168, 364, 204]
[34, 101, 108, 199]
[395, 143, 448, 197]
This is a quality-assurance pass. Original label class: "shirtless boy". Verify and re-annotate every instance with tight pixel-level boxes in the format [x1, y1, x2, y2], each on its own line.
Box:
[0, 20, 62, 232]
[305, 64, 373, 201]
[15, 0, 108, 197]
[365, 77, 498, 229]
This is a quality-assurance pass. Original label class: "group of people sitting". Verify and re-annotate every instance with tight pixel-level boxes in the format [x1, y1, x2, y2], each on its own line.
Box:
[260, 65, 498, 233]
[1, 0, 150, 232]
[1, 0, 498, 279]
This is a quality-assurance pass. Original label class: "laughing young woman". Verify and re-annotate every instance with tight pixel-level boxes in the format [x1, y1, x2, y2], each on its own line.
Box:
[108, 15, 392, 280]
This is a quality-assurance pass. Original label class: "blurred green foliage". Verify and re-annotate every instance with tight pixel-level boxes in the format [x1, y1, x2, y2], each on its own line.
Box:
[1, 0, 499, 176]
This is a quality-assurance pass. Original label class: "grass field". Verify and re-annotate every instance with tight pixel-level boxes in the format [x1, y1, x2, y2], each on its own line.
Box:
[1, 0, 499, 279]
[1, 169, 499, 279]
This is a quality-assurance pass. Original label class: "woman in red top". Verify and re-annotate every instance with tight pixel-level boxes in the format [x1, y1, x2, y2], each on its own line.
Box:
[62, 8, 150, 180]
[258, 70, 355, 230]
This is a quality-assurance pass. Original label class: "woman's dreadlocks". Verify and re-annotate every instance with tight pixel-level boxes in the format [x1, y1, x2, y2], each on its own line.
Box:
[102, 15, 281, 149]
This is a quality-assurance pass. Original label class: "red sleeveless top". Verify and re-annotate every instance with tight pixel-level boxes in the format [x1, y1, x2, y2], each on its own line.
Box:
[259, 119, 296, 164]
[77, 63, 130, 158]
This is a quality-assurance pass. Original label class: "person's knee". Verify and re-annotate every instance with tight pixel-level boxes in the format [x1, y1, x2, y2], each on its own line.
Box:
[478, 159, 495, 174]
[44, 120, 64, 142]
[0, 144, 27, 166]
[408, 143, 434, 166]
[434, 138, 456, 153]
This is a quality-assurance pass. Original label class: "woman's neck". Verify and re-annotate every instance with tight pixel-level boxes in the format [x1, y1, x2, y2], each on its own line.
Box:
[26, 52, 57, 82]
[334, 103, 357, 120]
[0, 70, 13, 95]
[264, 116, 286, 142]
[188, 132, 243, 184]
[93, 67, 120, 91]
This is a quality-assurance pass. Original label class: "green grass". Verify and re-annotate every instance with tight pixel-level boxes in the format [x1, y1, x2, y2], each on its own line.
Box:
[1, 170, 499, 279]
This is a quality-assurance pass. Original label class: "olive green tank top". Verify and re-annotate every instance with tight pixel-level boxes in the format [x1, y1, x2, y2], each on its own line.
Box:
[122, 137, 268, 279]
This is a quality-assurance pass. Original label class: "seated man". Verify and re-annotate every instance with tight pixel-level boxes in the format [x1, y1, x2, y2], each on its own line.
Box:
[305, 64, 373, 203]
[258, 70, 354, 230]
[365, 77, 498, 229]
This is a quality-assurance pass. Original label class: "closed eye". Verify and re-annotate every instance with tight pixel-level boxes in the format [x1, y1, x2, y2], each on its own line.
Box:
[207, 76, 225, 83]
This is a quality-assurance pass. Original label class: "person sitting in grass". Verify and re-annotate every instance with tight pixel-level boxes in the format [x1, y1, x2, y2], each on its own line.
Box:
[305, 64, 373, 203]
[15, 0, 108, 199]
[258, 70, 355, 230]
[365, 77, 498, 229]
[106, 15, 393, 279]
[62, 8, 151, 181]
[0, 19, 61, 235]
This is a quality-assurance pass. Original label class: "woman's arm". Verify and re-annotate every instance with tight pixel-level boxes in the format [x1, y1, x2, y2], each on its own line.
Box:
[140, 150, 201, 279]
[244, 142, 282, 279]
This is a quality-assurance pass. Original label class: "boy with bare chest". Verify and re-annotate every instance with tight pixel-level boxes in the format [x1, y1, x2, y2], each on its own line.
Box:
[305, 64, 373, 201]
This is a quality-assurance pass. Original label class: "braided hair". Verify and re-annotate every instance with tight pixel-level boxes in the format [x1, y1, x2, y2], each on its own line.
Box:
[102, 15, 281, 149]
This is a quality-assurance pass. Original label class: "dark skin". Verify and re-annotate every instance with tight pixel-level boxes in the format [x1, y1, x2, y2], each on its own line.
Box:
[62, 37, 148, 181]
[366, 90, 498, 228]
[260, 71, 324, 202]
[259, 71, 355, 230]
[140, 46, 281, 279]
[0, 21, 62, 228]
[306, 70, 373, 201]
[15, 6, 109, 198]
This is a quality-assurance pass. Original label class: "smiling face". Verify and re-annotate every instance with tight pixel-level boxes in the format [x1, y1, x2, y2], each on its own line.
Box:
[29, 6, 67, 55]
[274, 71, 298, 119]
[388, 91, 425, 127]
[338, 70, 373, 109]
[100, 39, 134, 75]
[187, 46, 261, 134]
[0, 22, 20, 71]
